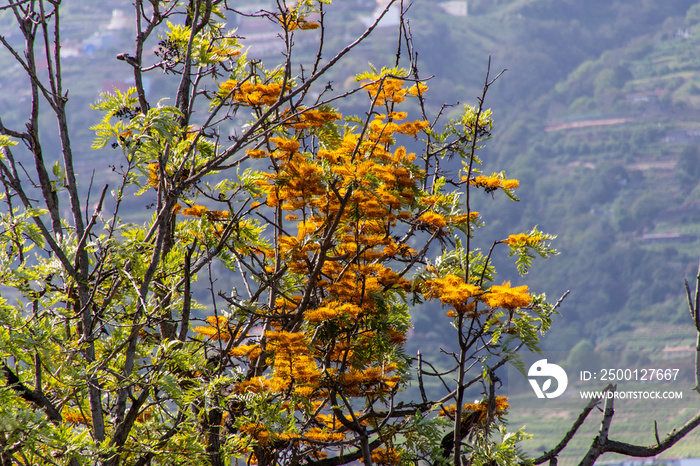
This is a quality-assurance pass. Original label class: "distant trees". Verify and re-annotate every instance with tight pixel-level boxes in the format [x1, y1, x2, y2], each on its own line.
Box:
[1, 1, 700, 466]
[0, 1, 558, 464]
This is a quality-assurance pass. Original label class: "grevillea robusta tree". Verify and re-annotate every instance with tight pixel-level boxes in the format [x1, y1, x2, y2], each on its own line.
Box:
[3, 1, 700, 466]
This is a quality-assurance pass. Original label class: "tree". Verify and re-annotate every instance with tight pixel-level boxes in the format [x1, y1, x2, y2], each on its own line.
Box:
[0, 1, 699, 466]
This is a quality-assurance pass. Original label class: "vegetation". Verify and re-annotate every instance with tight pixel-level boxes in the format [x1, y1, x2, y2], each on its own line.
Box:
[4, 1, 700, 465]
[0, 1, 557, 465]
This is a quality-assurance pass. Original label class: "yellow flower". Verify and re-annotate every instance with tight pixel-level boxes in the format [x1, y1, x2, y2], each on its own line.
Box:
[182, 204, 208, 217]
[482, 281, 531, 310]
[194, 315, 231, 341]
[502, 179, 520, 189]
[146, 163, 159, 187]
[465, 395, 510, 421]
[298, 19, 320, 30]
[62, 408, 91, 425]
[305, 427, 345, 442]
[439, 395, 509, 421]
[239, 423, 271, 445]
[418, 211, 447, 229]
[472, 175, 502, 189]
[304, 301, 362, 323]
[246, 148, 268, 158]
[423, 274, 481, 313]
[503, 233, 542, 247]
[471, 174, 519, 191]
[370, 447, 403, 465]
[270, 136, 300, 153]
[230, 344, 261, 360]
[407, 82, 428, 96]
[219, 80, 286, 106]
[449, 211, 479, 225]
[397, 120, 429, 136]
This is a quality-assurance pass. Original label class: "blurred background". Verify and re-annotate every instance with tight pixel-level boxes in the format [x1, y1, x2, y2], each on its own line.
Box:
[4, 0, 700, 461]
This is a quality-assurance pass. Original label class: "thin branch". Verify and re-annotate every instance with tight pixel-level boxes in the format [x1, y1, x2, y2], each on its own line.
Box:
[531, 384, 613, 465]
[579, 385, 616, 466]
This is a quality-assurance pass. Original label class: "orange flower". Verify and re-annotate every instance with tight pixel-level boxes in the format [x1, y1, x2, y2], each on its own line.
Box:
[418, 211, 447, 229]
[503, 233, 542, 247]
[298, 20, 320, 30]
[424, 274, 481, 309]
[146, 162, 159, 188]
[471, 174, 519, 191]
[194, 315, 231, 341]
[62, 408, 91, 425]
[407, 82, 428, 96]
[230, 344, 261, 360]
[482, 281, 531, 310]
[370, 447, 403, 465]
[270, 136, 300, 153]
[182, 204, 208, 217]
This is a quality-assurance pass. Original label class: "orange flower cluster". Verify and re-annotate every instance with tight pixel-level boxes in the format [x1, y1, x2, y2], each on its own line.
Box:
[360, 76, 428, 106]
[370, 447, 403, 465]
[418, 211, 447, 229]
[230, 81, 435, 439]
[218, 80, 286, 107]
[181, 204, 208, 217]
[367, 117, 429, 143]
[339, 363, 401, 397]
[278, 10, 320, 31]
[305, 427, 345, 442]
[470, 174, 520, 191]
[263, 138, 326, 212]
[424, 274, 482, 316]
[450, 211, 480, 225]
[238, 423, 272, 445]
[439, 395, 509, 422]
[234, 331, 321, 397]
[229, 344, 261, 361]
[195, 76, 468, 460]
[482, 281, 531, 310]
[62, 408, 91, 426]
[146, 162, 190, 189]
[253, 121, 422, 301]
[424, 276, 531, 316]
[304, 300, 362, 323]
[503, 232, 543, 247]
[193, 315, 232, 341]
[283, 107, 341, 131]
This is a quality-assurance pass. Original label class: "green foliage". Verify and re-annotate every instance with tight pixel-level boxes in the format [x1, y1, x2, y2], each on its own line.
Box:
[468, 425, 533, 466]
[0, 1, 568, 465]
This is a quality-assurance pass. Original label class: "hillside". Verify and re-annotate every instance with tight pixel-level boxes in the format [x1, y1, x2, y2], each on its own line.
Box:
[405, 1, 700, 461]
[3, 0, 700, 462]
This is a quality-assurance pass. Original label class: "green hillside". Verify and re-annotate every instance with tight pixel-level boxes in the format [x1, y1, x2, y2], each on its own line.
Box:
[406, 0, 700, 461]
[3, 0, 700, 462]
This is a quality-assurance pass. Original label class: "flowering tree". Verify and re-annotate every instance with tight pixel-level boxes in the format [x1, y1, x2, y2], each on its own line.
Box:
[7, 1, 695, 466]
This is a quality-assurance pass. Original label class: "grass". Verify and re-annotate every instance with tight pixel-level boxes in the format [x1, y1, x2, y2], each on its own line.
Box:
[507, 387, 700, 464]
